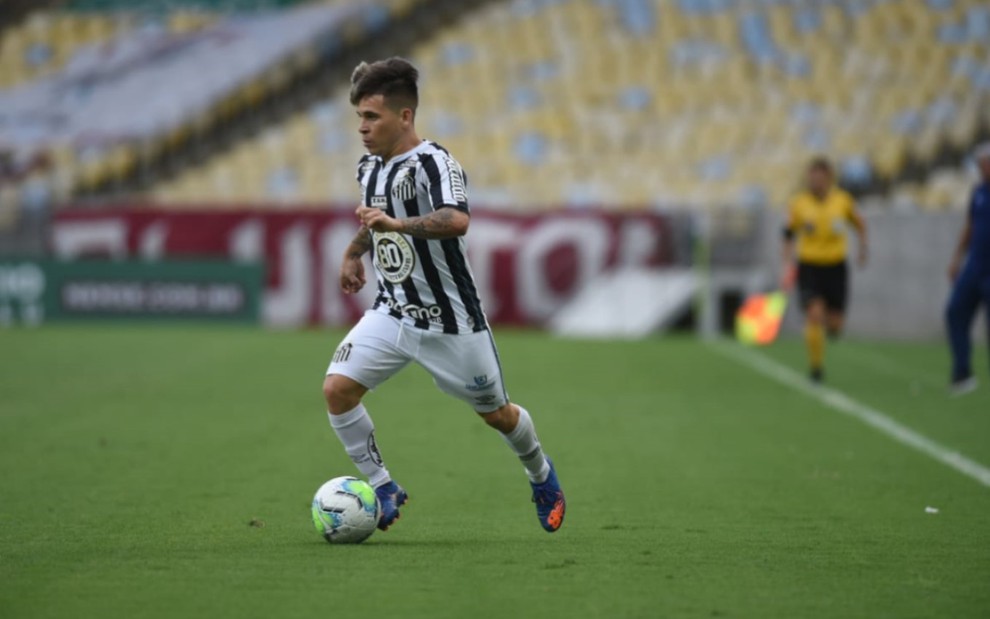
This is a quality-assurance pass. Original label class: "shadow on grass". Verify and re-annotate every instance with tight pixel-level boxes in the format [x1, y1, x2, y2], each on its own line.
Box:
[299, 535, 555, 550]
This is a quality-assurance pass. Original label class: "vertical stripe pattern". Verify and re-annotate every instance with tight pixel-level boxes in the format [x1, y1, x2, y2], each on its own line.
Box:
[356, 141, 487, 334]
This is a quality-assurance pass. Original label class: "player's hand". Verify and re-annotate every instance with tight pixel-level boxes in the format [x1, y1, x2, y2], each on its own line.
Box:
[779, 264, 797, 291]
[356, 206, 400, 233]
[948, 257, 962, 282]
[340, 256, 366, 294]
[858, 244, 869, 268]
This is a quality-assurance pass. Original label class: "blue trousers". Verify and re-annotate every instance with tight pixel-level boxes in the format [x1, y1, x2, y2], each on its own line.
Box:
[945, 267, 990, 381]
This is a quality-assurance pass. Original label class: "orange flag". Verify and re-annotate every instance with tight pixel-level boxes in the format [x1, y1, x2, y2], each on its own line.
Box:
[735, 291, 787, 345]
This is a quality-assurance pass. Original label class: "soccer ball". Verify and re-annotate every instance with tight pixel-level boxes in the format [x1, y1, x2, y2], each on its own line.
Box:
[311, 476, 381, 544]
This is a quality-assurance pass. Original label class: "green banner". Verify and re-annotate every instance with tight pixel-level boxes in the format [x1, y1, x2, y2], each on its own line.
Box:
[0, 260, 262, 325]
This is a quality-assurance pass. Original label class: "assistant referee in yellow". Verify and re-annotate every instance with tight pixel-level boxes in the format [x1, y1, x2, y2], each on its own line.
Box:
[781, 157, 868, 383]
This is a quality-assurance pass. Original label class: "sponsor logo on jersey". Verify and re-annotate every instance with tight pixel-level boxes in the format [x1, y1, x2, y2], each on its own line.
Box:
[446, 159, 467, 203]
[382, 295, 444, 323]
[373, 232, 415, 283]
[370, 195, 388, 209]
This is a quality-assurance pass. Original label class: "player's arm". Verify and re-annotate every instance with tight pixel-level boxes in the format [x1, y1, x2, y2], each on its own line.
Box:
[948, 212, 972, 282]
[356, 155, 471, 239]
[340, 225, 371, 294]
[848, 203, 868, 267]
[780, 202, 798, 289]
[356, 205, 469, 239]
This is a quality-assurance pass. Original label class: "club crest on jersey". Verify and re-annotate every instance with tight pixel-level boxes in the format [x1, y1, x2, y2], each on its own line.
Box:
[391, 173, 416, 202]
[374, 232, 415, 284]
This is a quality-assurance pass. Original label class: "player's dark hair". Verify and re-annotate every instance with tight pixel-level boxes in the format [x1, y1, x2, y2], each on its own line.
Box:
[808, 156, 833, 176]
[349, 57, 419, 113]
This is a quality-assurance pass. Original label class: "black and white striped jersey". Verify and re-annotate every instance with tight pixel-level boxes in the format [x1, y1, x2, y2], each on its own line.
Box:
[356, 140, 488, 334]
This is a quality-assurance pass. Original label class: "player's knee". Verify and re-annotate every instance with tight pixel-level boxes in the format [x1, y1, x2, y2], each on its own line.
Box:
[323, 374, 364, 414]
[806, 304, 825, 323]
[479, 403, 517, 433]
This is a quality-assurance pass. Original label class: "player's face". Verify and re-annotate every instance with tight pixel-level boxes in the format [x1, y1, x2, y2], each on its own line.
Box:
[356, 95, 410, 158]
[807, 168, 831, 194]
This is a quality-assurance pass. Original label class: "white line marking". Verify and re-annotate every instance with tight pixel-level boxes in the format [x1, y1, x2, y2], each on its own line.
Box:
[708, 341, 990, 489]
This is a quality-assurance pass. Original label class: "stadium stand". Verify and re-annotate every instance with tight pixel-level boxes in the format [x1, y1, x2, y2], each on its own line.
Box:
[0, 1, 223, 229]
[148, 0, 990, 211]
[0, 6, 217, 91]
[1, 0, 988, 217]
[0, 0, 426, 229]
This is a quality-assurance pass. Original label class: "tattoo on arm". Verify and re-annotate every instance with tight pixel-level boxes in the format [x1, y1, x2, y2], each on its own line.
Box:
[399, 208, 467, 239]
[346, 226, 372, 258]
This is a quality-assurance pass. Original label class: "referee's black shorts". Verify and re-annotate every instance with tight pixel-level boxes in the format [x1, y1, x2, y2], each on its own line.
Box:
[797, 261, 848, 312]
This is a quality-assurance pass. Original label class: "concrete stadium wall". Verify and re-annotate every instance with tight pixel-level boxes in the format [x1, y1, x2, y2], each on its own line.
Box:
[781, 210, 986, 342]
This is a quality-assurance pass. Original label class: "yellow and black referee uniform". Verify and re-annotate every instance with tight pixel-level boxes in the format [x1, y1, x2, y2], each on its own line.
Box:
[783, 182, 865, 382]
[785, 187, 857, 312]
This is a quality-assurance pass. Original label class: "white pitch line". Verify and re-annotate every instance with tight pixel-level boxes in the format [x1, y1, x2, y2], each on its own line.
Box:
[708, 340, 990, 489]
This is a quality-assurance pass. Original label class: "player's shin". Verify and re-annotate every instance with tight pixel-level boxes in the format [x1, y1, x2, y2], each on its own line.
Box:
[500, 406, 551, 484]
[805, 322, 825, 371]
[327, 404, 391, 488]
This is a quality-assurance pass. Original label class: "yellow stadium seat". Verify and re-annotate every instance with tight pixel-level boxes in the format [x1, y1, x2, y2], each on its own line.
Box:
[84, 0, 976, 211]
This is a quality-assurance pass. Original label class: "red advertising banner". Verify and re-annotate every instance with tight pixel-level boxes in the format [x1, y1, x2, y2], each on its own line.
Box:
[51, 207, 677, 327]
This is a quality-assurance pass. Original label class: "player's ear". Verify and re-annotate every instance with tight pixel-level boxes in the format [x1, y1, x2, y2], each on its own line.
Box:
[400, 107, 414, 126]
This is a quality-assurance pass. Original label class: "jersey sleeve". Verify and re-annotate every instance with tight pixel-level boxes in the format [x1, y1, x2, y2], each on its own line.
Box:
[355, 154, 370, 183]
[418, 152, 469, 213]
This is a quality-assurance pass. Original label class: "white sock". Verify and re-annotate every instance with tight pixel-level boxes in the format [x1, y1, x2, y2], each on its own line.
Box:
[328, 404, 391, 488]
[501, 406, 550, 484]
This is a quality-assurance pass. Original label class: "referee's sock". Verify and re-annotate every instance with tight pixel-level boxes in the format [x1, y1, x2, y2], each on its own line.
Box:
[805, 322, 825, 371]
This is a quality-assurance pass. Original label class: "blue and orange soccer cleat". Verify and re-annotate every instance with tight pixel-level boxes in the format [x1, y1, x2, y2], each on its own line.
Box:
[530, 458, 565, 533]
[375, 481, 408, 531]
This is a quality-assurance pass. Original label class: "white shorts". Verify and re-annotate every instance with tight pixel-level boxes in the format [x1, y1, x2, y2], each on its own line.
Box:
[326, 310, 509, 413]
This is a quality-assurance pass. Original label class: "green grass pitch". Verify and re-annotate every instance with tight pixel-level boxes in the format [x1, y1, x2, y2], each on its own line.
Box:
[1, 326, 988, 618]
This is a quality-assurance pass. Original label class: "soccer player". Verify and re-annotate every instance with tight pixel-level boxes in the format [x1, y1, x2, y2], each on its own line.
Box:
[321, 58, 565, 533]
[781, 157, 868, 383]
[945, 142, 990, 396]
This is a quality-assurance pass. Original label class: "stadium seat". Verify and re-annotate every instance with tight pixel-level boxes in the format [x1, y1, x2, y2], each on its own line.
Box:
[4, 0, 980, 211]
